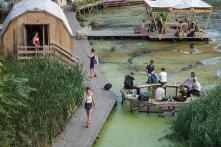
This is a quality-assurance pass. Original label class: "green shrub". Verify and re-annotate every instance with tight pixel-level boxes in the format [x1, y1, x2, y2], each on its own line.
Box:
[172, 85, 221, 147]
[0, 58, 85, 146]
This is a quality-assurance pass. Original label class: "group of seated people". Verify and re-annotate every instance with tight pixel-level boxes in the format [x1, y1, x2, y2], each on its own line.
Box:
[174, 17, 201, 38]
[155, 72, 201, 102]
[124, 62, 201, 102]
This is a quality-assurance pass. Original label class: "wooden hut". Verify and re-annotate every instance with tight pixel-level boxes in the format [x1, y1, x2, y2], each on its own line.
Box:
[0, 0, 75, 60]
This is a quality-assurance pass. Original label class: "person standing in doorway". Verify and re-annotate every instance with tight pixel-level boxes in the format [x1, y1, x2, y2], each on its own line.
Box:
[88, 48, 97, 79]
[33, 32, 40, 47]
[84, 87, 96, 127]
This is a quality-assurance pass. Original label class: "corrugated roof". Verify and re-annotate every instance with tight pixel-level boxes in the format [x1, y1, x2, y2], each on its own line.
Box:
[0, 0, 73, 36]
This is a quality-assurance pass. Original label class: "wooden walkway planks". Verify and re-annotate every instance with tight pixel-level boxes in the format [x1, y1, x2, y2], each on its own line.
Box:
[88, 30, 148, 37]
[76, 0, 144, 13]
[87, 30, 149, 39]
[52, 6, 116, 147]
[87, 30, 209, 41]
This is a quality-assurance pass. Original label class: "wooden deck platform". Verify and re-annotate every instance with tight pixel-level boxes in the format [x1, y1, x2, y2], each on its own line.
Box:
[87, 30, 149, 39]
[120, 84, 184, 114]
[86, 30, 209, 41]
[76, 0, 144, 13]
[52, 6, 116, 147]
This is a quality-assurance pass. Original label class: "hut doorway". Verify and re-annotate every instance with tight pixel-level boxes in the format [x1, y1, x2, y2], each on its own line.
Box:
[25, 24, 49, 47]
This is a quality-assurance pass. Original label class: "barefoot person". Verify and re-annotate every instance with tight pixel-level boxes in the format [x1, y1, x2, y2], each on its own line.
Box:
[84, 87, 96, 127]
[88, 48, 97, 78]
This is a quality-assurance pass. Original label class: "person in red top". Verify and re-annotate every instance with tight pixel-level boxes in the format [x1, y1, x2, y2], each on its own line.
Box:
[33, 32, 40, 47]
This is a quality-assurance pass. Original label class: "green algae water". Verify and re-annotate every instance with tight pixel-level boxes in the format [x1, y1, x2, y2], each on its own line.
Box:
[79, 1, 221, 147]
[91, 40, 220, 147]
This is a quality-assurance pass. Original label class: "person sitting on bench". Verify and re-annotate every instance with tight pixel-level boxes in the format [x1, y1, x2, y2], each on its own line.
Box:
[187, 77, 201, 97]
[124, 72, 140, 95]
[187, 22, 196, 37]
[183, 72, 197, 90]
[155, 84, 168, 101]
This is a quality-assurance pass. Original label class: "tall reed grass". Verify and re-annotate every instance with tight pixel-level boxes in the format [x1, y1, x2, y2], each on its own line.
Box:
[172, 85, 221, 147]
[0, 58, 85, 146]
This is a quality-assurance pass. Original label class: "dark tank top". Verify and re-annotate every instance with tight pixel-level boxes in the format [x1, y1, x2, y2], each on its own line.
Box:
[90, 55, 95, 64]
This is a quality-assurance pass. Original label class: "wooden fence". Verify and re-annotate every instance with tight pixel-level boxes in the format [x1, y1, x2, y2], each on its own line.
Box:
[17, 43, 82, 67]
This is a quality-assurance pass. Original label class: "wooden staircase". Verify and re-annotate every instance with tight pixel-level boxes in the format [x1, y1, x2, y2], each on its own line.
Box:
[17, 43, 82, 67]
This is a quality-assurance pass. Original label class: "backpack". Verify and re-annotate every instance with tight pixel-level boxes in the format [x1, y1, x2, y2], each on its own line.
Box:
[151, 73, 158, 83]
[104, 83, 112, 90]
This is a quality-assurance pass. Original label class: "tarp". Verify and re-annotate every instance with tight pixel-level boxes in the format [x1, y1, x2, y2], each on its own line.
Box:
[145, 0, 213, 9]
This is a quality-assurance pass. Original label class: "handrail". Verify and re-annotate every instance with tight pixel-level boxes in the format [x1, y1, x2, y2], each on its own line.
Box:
[49, 43, 82, 64]
[17, 44, 82, 66]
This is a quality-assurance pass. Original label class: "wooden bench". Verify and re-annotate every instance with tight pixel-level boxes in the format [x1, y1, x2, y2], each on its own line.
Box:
[120, 89, 149, 111]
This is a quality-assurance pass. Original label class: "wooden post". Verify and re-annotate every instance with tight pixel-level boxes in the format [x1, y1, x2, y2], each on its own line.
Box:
[165, 86, 167, 97]
[161, 11, 168, 39]
[23, 24, 27, 52]
[121, 93, 124, 104]
[130, 101, 133, 111]
[43, 25, 45, 56]
[204, 12, 212, 33]
[176, 87, 178, 97]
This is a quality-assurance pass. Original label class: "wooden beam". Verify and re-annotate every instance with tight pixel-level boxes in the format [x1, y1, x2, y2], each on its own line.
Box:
[150, 8, 213, 13]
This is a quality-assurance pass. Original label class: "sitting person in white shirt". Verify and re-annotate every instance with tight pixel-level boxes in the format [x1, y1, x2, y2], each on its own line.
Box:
[155, 84, 168, 101]
[187, 77, 201, 97]
[158, 68, 167, 86]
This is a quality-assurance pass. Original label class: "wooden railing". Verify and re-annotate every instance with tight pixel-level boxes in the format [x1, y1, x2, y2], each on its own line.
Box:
[17, 44, 82, 67]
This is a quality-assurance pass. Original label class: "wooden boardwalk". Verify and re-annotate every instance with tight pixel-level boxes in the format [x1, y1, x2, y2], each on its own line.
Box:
[76, 0, 144, 13]
[52, 6, 116, 147]
[87, 30, 209, 41]
[88, 30, 149, 39]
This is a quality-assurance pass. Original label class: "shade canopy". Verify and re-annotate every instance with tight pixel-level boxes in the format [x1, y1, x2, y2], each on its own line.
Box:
[145, 0, 213, 13]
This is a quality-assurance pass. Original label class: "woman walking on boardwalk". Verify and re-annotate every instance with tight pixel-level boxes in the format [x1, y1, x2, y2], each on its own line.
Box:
[88, 48, 97, 79]
[84, 87, 96, 127]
